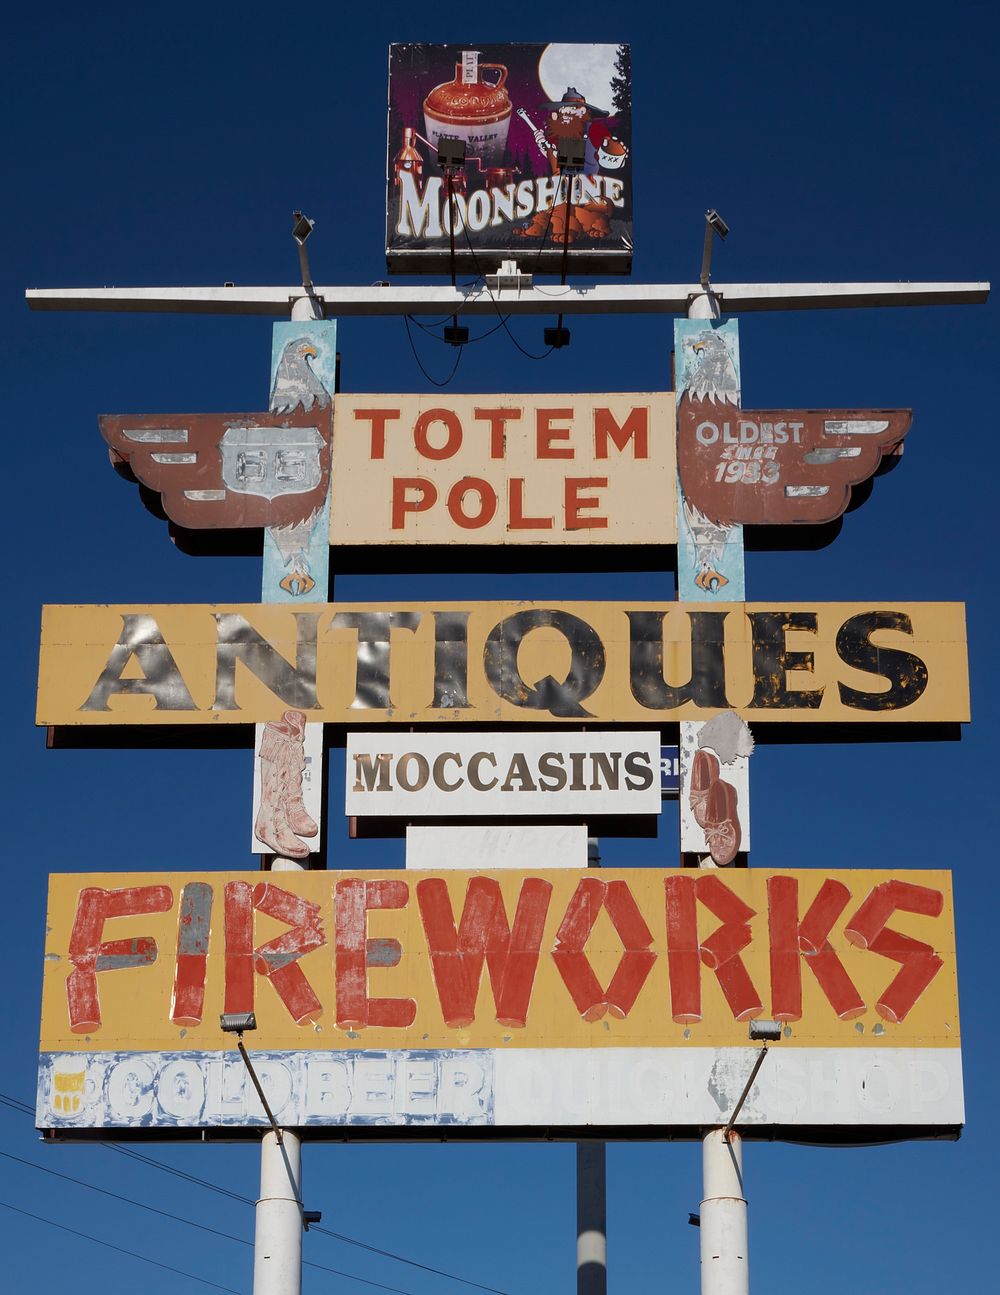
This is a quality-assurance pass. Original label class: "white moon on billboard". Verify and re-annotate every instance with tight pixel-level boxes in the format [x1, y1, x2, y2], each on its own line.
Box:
[538, 44, 619, 114]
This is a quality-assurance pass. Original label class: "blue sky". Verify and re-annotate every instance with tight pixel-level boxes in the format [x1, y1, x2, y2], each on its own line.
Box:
[3, 2, 998, 1292]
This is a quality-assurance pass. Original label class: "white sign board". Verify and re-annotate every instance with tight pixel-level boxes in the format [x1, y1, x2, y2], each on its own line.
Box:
[345, 730, 661, 817]
[405, 825, 588, 870]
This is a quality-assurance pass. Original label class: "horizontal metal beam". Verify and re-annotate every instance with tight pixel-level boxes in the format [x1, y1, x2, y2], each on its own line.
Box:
[24, 280, 989, 318]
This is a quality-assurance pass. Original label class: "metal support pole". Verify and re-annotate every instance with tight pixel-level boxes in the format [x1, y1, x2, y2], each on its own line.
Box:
[254, 1128, 304, 1295]
[251, 286, 325, 1295]
[700, 1130, 747, 1295]
[577, 1141, 607, 1295]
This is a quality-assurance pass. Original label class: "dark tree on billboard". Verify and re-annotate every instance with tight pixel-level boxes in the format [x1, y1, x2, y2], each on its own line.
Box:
[611, 44, 631, 116]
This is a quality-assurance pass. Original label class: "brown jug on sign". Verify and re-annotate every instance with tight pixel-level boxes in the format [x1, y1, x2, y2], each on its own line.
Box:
[423, 50, 512, 166]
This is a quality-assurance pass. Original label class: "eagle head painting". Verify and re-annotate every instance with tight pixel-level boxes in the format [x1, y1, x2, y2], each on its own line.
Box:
[677, 328, 911, 594]
[100, 335, 334, 596]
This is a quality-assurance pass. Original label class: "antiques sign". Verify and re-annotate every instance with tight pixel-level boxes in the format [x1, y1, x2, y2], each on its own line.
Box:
[37, 600, 970, 727]
[37, 868, 962, 1139]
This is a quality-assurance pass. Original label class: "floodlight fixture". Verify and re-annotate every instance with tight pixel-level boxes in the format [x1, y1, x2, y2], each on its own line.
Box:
[700, 207, 730, 290]
[444, 323, 469, 346]
[291, 211, 316, 289]
[437, 137, 467, 170]
[687, 1213, 701, 1228]
[303, 1211, 323, 1230]
[556, 137, 586, 171]
[220, 1011, 257, 1034]
[292, 211, 315, 244]
[544, 325, 571, 348]
[748, 1018, 782, 1042]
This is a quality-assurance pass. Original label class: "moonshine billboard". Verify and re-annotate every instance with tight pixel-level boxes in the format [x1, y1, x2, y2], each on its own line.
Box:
[386, 43, 633, 275]
[37, 600, 970, 728]
[37, 868, 963, 1141]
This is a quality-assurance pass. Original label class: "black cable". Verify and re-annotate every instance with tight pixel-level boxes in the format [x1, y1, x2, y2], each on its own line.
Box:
[403, 313, 463, 386]
[457, 216, 554, 361]
[0, 1090, 510, 1295]
[0, 1200, 243, 1295]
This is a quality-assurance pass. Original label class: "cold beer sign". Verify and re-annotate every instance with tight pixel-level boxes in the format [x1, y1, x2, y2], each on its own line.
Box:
[38, 868, 962, 1140]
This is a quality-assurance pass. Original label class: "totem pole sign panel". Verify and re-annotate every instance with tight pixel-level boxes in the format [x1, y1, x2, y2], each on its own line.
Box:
[37, 868, 963, 1140]
[37, 600, 970, 727]
[386, 43, 633, 275]
[330, 393, 674, 545]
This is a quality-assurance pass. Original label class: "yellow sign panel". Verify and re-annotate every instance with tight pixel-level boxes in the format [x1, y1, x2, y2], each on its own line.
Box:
[329, 393, 677, 545]
[41, 869, 958, 1055]
[36, 600, 969, 726]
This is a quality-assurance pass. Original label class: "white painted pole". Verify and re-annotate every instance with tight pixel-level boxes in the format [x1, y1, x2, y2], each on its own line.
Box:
[577, 1141, 607, 1295]
[700, 1131, 748, 1295]
[251, 287, 324, 1295]
[254, 1127, 304, 1295]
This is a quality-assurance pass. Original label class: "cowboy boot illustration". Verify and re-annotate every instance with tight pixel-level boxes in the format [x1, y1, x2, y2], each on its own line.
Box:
[273, 710, 318, 839]
[254, 711, 315, 857]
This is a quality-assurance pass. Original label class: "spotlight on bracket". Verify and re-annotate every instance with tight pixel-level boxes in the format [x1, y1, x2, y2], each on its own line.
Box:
[444, 324, 469, 346]
[302, 1210, 323, 1230]
[748, 1019, 782, 1043]
[544, 325, 571, 348]
[437, 138, 467, 170]
[220, 1012, 257, 1034]
[291, 211, 316, 289]
[556, 137, 586, 171]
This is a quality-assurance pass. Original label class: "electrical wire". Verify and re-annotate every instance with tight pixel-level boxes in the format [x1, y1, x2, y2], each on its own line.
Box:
[403, 313, 464, 386]
[457, 218, 554, 361]
[0, 1200, 243, 1295]
[0, 1090, 510, 1295]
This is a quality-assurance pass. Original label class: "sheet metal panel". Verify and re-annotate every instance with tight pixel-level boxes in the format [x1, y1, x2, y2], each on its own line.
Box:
[330, 393, 674, 545]
[386, 43, 633, 276]
[37, 868, 962, 1140]
[346, 731, 661, 817]
[37, 600, 971, 726]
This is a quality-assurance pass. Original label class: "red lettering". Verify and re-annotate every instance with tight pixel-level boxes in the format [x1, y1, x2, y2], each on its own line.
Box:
[509, 477, 553, 529]
[565, 477, 608, 529]
[251, 883, 325, 1025]
[845, 880, 944, 1023]
[67, 885, 173, 1033]
[536, 409, 575, 459]
[391, 477, 437, 529]
[594, 406, 648, 458]
[767, 876, 864, 1022]
[447, 477, 497, 529]
[474, 407, 520, 459]
[552, 877, 656, 1021]
[417, 876, 553, 1028]
[354, 408, 400, 459]
[224, 881, 255, 1016]
[335, 879, 416, 1029]
[171, 881, 213, 1027]
[414, 409, 462, 460]
[664, 875, 763, 1022]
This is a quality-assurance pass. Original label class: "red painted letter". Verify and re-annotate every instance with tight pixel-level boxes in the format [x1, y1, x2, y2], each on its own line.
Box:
[845, 880, 944, 1023]
[767, 876, 864, 1021]
[552, 877, 656, 1021]
[664, 875, 763, 1023]
[67, 885, 173, 1033]
[335, 879, 416, 1029]
[417, 876, 553, 1027]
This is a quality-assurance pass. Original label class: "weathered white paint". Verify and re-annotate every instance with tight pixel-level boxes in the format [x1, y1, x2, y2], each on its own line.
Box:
[405, 824, 589, 870]
[38, 1046, 963, 1135]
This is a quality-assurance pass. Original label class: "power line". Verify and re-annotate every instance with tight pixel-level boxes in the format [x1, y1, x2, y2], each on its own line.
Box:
[0, 1199, 243, 1295]
[1, 1091, 510, 1295]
